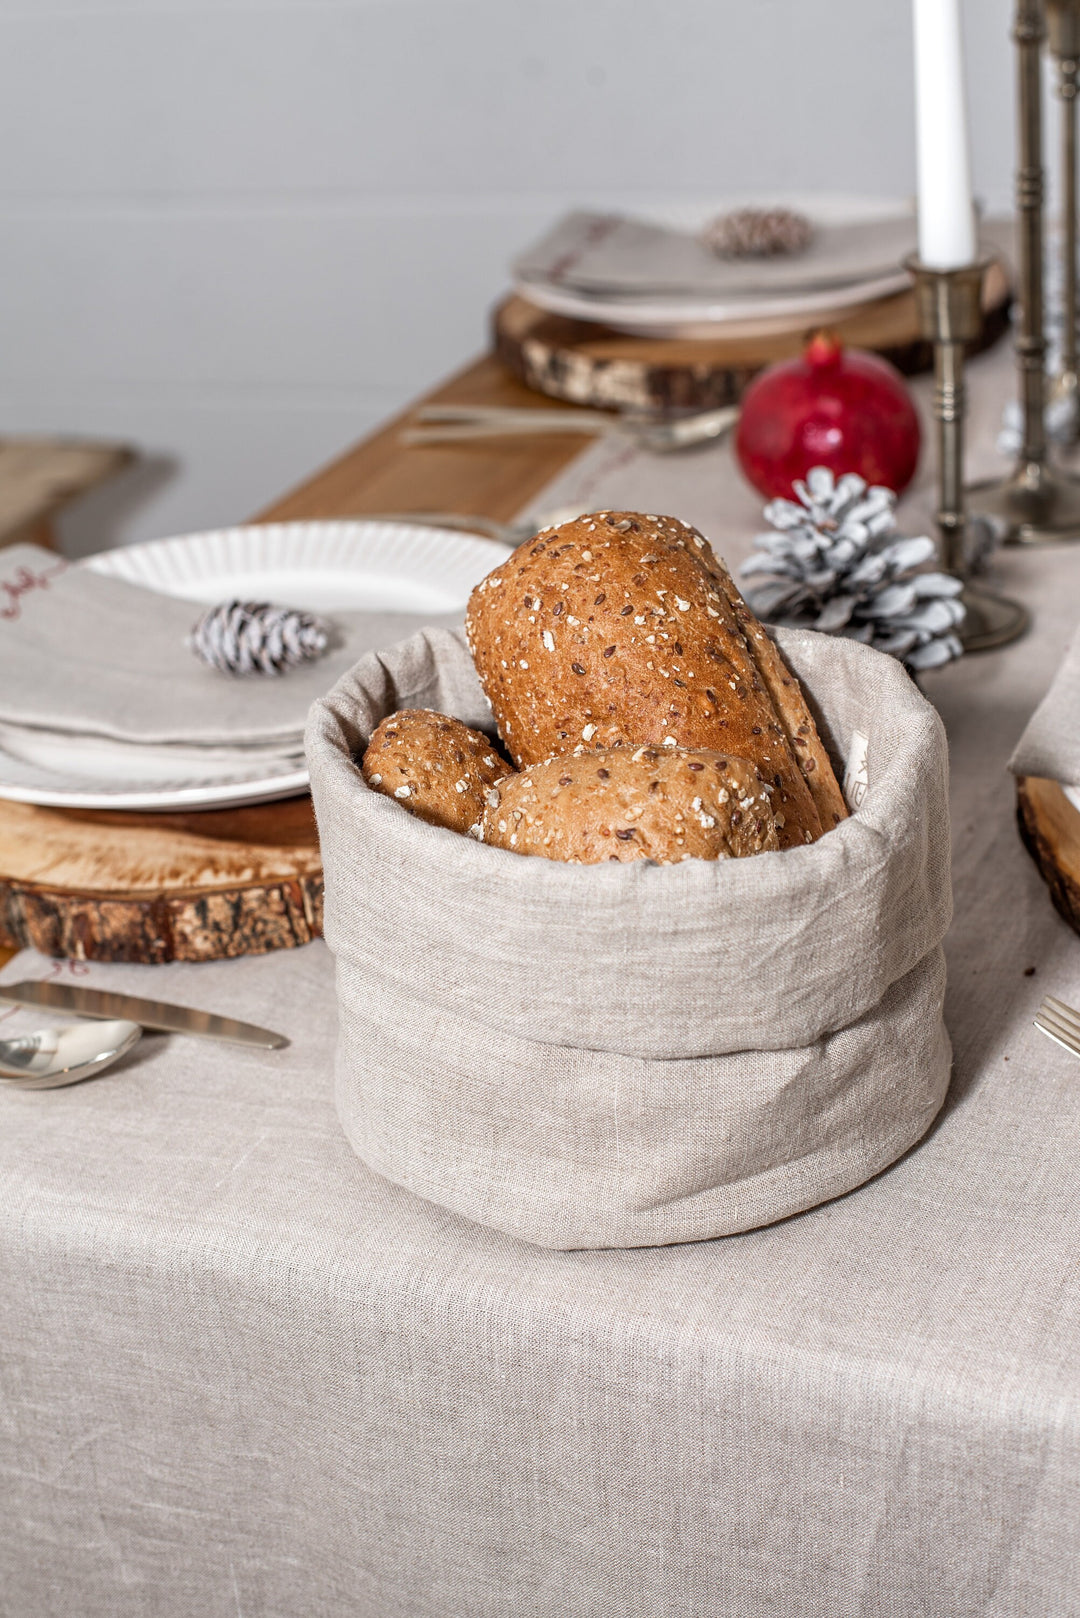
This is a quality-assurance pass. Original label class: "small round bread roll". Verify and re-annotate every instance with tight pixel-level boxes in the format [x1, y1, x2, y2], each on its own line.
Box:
[361, 709, 510, 837]
[481, 745, 779, 864]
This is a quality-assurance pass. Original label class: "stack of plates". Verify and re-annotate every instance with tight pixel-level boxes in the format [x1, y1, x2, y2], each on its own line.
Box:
[513, 196, 919, 340]
[1, 520, 506, 813]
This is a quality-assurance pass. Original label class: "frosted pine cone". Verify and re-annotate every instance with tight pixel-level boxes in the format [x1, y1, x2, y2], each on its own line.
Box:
[189, 600, 331, 677]
[738, 467, 965, 673]
[703, 207, 813, 260]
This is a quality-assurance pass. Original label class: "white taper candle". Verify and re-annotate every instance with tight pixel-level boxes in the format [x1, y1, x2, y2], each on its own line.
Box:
[912, 0, 978, 268]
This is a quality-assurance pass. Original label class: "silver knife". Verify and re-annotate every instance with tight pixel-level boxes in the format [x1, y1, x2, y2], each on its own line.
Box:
[0, 980, 289, 1051]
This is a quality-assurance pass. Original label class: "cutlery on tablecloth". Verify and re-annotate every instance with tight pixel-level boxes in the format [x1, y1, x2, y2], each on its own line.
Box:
[1033, 994, 1080, 1061]
[0, 1018, 142, 1089]
[399, 402, 739, 453]
[0, 981, 288, 1051]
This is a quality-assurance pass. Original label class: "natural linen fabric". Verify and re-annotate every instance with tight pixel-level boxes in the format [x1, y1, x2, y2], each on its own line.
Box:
[1008, 619, 1080, 785]
[0, 541, 458, 755]
[2, 335, 1080, 1617]
[306, 625, 952, 1249]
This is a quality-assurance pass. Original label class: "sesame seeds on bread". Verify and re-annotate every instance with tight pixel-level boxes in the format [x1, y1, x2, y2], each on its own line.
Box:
[361, 709, 512, 837]
[464, 510, 843, 849]
[481, 745, 780, 864]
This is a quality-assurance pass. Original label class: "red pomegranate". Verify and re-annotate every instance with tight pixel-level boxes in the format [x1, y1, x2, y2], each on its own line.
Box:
[734, 331, 921, 500]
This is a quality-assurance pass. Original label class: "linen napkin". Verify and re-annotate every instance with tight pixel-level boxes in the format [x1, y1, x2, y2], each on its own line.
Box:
[513, 210, 917, 300]
[1009, 623, 1080, 786]
[0, 544, 460, 761]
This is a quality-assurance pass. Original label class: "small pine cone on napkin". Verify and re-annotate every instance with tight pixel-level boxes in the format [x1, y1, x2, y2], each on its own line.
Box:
[703, 207, 813, 260]
[189, 600, 331, 677]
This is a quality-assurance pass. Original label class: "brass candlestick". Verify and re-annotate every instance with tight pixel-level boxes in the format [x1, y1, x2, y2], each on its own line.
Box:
[907, 257, 1029, 650]
[968, 0, 1080, 542]
[1048, 0, 1080, 436]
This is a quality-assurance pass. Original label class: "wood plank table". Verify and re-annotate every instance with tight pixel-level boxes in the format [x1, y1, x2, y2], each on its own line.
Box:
[254, 353, 599, 526]
[0, 437, 133, 551]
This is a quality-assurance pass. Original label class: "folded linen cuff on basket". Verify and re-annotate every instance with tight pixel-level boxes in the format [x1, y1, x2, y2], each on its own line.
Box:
[1009, 622, 1080, 786]
[307, 626, 954, 1249]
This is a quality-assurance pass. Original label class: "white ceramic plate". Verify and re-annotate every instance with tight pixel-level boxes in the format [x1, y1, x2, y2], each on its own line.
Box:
[515, 267, 914, 339]
[84, 519, 505, 613]
[0, 749, 312, 813]
[514, 194, 916, 338]
[0, 520, 508, 811]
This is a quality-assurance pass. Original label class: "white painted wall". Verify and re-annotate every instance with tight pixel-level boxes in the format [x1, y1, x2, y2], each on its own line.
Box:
[0, 0, 1014, 554]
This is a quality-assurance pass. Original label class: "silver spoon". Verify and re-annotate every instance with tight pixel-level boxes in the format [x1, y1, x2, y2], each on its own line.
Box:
[0, 1019, 142, 1090]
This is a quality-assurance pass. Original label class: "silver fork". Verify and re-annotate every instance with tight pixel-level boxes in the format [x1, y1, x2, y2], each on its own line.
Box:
[1033, 994, 1080, 1059]
[400, 403, 739, 454]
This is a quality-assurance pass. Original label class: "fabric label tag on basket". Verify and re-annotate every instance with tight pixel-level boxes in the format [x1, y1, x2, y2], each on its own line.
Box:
[843, 731, 870, 810]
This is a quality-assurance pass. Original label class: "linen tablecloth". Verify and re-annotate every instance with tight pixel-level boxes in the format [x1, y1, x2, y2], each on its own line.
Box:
[3, 338, 1080, 1618]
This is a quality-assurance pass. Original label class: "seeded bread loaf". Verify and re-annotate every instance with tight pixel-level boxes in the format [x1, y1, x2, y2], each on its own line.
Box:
[465, 510, 844, 849]
[697, 551, 849, 832]
[361, 709, 511, 837]
[481, 745, 779, 864]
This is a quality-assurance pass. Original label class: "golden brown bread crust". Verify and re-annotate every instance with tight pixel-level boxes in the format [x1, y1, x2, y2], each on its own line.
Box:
[481, 745, 780, 864]
[361, 710, 511, 837]
[696, 551, 849, 832]
[464, 510, 825, 849]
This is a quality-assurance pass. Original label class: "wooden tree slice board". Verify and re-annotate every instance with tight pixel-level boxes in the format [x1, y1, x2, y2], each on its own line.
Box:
[493, 260, 1012, 412]
[1016, 776, 1080, 937]
[0, 796, 322, 964]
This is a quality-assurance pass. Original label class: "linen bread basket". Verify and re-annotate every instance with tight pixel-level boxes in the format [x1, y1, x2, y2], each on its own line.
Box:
[306, 625, 952, 1250]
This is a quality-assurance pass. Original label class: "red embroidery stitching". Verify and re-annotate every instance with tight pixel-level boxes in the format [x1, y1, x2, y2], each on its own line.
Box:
[0, 558, 68, 621]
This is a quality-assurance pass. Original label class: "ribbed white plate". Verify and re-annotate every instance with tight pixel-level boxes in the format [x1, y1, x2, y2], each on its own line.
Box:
[84, 520, 506, 613]
[515, 267, 913, 339]
[0, 520, 507, 811]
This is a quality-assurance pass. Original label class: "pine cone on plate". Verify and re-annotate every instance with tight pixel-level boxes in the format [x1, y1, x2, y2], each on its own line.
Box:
[703, 207, 813, 260]
[189, 600, 331, 677]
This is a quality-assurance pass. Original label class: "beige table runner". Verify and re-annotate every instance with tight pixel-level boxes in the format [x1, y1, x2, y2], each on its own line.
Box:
[2, 337, 1079, 1617]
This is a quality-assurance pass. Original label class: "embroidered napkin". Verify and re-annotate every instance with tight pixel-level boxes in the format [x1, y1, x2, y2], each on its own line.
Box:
[1009, 622, 1080, 786]
[513, 210, 918, 299]
[0, 544, 460, 761]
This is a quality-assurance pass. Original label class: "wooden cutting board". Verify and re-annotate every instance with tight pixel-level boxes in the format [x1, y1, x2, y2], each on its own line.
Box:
[0, 797, 323, 963]
[1016, 776, 1080, 937]
[493, 259, 1012, 412]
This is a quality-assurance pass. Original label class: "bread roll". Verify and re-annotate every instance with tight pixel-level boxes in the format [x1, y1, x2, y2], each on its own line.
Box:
[465, 510, 844, 848]
[361, 709, 510, 837]
[481, 745, 780, 864]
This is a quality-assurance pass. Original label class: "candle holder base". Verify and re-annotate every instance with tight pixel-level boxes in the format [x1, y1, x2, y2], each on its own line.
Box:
[968, 461, 1080, 543]
[956, 581, 1030, 651]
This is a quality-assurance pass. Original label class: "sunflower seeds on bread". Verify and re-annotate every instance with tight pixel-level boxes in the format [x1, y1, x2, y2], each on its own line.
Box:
[481, 745, 779, 864]
[361, 709, 511, 837]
